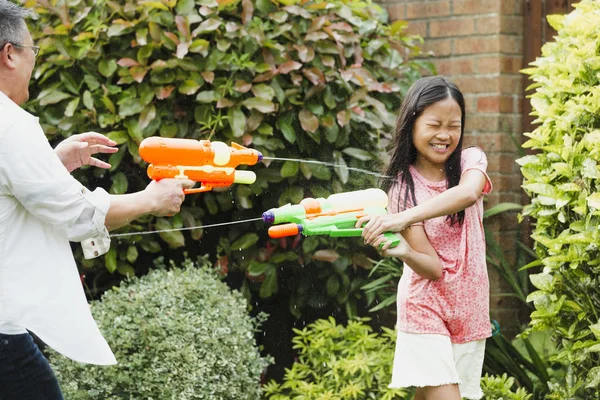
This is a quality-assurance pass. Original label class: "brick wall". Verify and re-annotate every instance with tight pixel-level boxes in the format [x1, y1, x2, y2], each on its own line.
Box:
[379, 0, 527, 335]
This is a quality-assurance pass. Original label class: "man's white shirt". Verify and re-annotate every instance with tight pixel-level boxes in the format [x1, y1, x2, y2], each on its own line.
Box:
[0, 90, 116, 365]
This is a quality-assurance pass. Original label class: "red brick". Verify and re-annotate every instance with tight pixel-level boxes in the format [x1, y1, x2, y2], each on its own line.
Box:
[453, 0, 501, 15]
[464, 94, 478, 114]
[434, 57, 475, 75]
[476, 16, 501, 35]
[386, 4, 405, 22]
[487, 153, 519, 173]
[476, 55, 523, 74]
[453, 35, 500, 55]
[466, 115, 501, 131]
[500, 35, 523, 55]
[422, 38, 453, 57]
[430, 18, 475, 38]
[501, 16, 523, 34]
[406, 1, 451, 19]
[477, 95, 514, 113]
[499, 75, 523, 95]
[453, 75, 498, 93]
[407, 20, 427, 37]
[473, 133, 519, 152]
[501, 0, 522, 16]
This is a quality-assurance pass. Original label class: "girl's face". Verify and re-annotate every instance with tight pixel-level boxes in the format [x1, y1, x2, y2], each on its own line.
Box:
[412, 96, 462, 174]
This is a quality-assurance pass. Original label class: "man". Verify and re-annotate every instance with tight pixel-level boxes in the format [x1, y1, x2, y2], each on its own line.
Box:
[0, 1, 193, 398]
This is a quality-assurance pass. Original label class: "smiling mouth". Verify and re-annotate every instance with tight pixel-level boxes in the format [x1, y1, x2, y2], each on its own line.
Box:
[430, 143, 450, 150]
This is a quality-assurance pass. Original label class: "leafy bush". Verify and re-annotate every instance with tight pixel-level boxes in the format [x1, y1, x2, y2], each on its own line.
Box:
[262, 317, 408, 400]
[481, 374, 532, 400]
[519, 0, 600, 397]
[25, 0, 431, 317]
[50, 258, 270, 399]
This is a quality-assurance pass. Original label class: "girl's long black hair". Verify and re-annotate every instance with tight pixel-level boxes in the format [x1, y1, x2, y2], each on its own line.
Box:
[382, 75, 466, 226]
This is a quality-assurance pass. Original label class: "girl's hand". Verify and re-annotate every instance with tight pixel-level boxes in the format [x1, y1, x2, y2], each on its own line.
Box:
[356, 212, 412, 246]
[371, 233, 411, 259]
[54, 132, 118, 173]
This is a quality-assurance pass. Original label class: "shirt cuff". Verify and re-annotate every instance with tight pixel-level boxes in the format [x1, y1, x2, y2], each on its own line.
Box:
[79, 187, 111, 259]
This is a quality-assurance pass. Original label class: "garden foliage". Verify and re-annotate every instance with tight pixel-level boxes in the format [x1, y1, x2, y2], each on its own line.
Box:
[49, 258, 270, 399]
[26, 0, 431, 317]
[520, 0, 600, 397]
[262, 317, 534, 400]
[262, 317, 408, 400]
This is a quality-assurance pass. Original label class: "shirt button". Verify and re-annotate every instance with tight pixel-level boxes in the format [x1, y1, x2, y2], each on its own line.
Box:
[94, 251, 99, 257]
[81, 188, 87, 194]
[91, 241, 95, 246]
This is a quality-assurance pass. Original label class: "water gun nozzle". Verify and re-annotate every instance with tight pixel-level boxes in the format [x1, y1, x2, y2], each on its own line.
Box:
[262, 210, 274, 224]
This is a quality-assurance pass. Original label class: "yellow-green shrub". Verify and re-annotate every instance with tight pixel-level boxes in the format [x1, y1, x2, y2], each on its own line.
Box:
[520, 0, 600, 397]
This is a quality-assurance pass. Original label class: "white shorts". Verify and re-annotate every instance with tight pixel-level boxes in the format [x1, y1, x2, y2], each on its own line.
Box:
[389, 331, 486, 400]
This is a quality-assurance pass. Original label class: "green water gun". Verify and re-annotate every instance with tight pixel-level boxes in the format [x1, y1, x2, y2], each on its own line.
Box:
[261, 188, 400, 248]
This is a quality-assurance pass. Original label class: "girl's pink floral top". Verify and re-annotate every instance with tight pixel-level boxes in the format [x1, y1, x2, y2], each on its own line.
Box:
[389, 147, 493, 343]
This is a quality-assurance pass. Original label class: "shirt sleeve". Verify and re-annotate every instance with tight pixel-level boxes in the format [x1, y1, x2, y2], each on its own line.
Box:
[0, 116, 110, 258]
[387, 174, 423, 226]
[461, 147, 493, 195]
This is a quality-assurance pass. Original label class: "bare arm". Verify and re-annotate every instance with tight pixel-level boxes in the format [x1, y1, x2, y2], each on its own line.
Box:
[359, 169, 488, 244]
[105, 179, 193, 231]
[374, 225, 443, 280]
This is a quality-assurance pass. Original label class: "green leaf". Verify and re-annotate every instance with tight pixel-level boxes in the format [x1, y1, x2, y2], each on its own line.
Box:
[251, 83, 275, 101]
[242, 97, 276, 113]
[483, 203, 523, 219]
[281, 160, 299, 178]
[98, 59, 118, 78]
[231, 233, 259, 250]
[179, 80, 202, 95]
[342, 147, 372, 161]
[259, 268, 278, 298]
[196, 90, 220, 103]
[156, 218, 185, 248]
[106, 130, 129, 145]
[228, 106, 246, 137]
[126, 246, 139, 263]
[118, 98, 144, 117]
[109, 172, 128, 194]
[82, 90, 94, 110]
[39, 90, 71, 106]
[299, 109, 318, 133]
[104, 247, 117, 274]
[139, 104, 157, 130]
[176, 0, 196, 14]
[248, 261, 270, 276]
[326, 275, 340, 296]
[64, 98, 80, 117]
[192, 18, 221, 35]
[60, 71, 79, 95]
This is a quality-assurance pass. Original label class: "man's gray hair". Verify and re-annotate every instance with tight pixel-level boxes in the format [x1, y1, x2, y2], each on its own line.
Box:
[0, 0, 31, 47]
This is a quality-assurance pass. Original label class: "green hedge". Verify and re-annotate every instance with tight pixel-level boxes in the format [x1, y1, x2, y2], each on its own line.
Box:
[50, 258, 270, 399]
[519, 0, 600, 397]
[27, 0, 432, 317]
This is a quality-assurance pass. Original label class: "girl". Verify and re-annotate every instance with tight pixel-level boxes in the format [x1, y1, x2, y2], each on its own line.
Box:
[356, 76, 493, 400]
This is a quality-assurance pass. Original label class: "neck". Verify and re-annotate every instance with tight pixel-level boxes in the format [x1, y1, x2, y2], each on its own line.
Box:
[0, 84, 19, 105]
[414, 157, 446, 182]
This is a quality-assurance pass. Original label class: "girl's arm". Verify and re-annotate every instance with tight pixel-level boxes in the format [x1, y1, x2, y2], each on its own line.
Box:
[374, 225, 443, 281]
[359, 169, 488, 245]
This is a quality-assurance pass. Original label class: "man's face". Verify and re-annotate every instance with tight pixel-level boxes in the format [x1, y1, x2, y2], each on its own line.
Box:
[2, 27, 36, 105]
[15, 30, 35, 104]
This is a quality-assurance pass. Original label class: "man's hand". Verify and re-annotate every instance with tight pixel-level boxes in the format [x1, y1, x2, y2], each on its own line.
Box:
[54, 132, 118, 173]
[355, 212, 412, 246]
[144, 179, 195, 217]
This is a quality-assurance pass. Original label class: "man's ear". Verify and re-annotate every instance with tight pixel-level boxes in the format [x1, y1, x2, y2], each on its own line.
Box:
[0, 44, 18, 70]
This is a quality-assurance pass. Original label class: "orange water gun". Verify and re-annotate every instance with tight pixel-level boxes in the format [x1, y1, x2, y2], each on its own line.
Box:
[139, 137, 263, 194]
